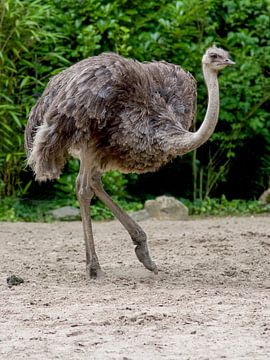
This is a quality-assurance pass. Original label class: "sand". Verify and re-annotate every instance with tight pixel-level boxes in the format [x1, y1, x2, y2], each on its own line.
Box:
[1, 215, 270, 359]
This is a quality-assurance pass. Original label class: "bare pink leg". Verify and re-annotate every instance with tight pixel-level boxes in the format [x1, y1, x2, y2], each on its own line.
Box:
[76, 161, 103, 279]
[91, 174, 158, 274]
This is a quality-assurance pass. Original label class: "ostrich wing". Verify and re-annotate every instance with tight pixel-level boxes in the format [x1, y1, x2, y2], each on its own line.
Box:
[53, 53, 196, 133]
[26, 53, 197, 162]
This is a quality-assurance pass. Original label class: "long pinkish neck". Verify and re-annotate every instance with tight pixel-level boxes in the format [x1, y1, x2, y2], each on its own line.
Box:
[188, 64, 219, 150]
[165, 64, 220, 156]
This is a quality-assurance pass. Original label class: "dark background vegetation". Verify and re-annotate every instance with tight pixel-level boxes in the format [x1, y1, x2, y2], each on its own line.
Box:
[0, 0, 269, 220]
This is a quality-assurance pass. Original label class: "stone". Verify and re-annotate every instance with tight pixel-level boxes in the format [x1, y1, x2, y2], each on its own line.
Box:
[49, 206, 81, 221]
[259, 188, 270, 204]
[129, 209, 150, 222]
[7, 275, 24, 287]
[145, 195, 188, 220]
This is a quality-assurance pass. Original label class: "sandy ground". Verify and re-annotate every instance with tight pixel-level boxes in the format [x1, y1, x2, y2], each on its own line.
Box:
[1, 215, 270, 359]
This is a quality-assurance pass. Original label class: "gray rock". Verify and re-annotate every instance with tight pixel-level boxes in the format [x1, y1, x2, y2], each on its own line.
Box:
[259, 188, 270, 204]
[7, 275, 24, 287]
[145, 195, 188, 220]
[49, 206, 81, 221]
[129, 209, 150, 222]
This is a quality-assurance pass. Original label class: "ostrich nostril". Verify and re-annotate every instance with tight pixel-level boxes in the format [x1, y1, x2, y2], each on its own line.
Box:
[225, 58, 235, 66]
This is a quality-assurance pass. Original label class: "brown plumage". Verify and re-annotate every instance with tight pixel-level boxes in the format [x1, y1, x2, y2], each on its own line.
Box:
[25, 53, 196, 179]
[25, 47, 234, 278]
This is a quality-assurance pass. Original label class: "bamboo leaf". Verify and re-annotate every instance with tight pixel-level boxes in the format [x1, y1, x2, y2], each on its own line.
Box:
[10, 112, 23, 128]
[20, 76, 30, 88]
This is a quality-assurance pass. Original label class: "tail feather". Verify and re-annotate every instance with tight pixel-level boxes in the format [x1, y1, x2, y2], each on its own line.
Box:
[27, 122, 69, 181]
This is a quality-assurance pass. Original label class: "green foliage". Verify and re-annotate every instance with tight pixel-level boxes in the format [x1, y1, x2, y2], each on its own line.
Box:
[0, 197, 54, 222]
[0, 0, 269, 207]
[0, 196, 143, 222]
[0, 0, 68, 196]
[184, 195, 270, 216]
[0, 195, 267, 222]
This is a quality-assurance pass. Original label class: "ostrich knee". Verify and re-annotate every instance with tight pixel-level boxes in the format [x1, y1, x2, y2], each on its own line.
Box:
[76, 175, 94, 203]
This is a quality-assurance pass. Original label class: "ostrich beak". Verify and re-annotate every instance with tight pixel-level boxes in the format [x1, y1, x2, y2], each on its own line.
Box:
[225, 58, 235, 66]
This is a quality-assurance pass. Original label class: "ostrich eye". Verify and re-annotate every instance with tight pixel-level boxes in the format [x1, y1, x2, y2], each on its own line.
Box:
[210, 54, 218, 60]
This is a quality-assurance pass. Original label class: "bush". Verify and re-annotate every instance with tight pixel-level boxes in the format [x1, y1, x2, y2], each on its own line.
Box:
[0, 0, 69, 196]
[0, 0, 269, 205]
[184, 195, 270, 216]
[0, 195, 268, 222]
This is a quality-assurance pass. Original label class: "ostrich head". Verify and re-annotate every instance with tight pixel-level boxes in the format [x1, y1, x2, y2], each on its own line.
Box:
[202, 45, 235, 70]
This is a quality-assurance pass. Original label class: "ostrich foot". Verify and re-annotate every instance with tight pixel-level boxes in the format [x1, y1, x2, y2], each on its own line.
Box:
[134, 243, 158, 274]
[86, 263, 105, 279]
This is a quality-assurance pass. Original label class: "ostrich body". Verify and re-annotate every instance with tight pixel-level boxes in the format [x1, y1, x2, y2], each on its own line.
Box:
[25, 46, 234, 278]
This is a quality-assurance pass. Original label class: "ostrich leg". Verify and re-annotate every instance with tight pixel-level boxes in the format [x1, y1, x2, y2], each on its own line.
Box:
[76, 159, 102, 279]
[91, 174, 158, 274]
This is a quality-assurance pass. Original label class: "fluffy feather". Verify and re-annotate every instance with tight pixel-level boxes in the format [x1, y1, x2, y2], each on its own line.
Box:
[25, 53, 196, 180]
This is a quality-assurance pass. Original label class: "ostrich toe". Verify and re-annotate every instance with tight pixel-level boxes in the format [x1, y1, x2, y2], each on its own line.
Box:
[86, 264, 105, 279]
[135, 244, 158, 274]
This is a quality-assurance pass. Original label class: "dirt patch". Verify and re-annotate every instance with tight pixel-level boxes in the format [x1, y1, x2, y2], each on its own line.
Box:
[1, 216, 270, 359]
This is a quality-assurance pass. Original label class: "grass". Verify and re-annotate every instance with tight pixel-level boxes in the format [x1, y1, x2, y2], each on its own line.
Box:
[183, 196, 270, 216]
[0, 196, 143, 222]
[0, 195, 269, 222]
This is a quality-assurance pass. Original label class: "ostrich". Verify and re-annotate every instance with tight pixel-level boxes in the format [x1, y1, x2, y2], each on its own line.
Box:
[25, 46, 234, 278]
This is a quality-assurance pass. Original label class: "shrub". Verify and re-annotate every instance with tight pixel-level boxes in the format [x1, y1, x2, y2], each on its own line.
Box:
[0, 0, 269, 203]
